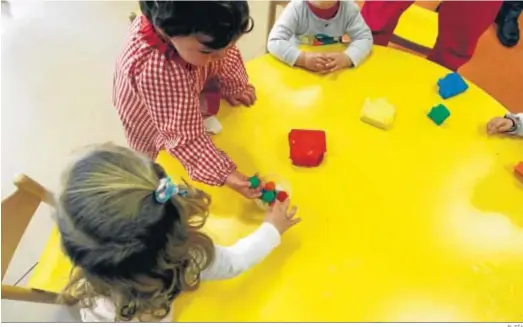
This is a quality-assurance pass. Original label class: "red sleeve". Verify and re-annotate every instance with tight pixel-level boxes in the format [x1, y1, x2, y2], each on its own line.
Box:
[215, 46, 250, 98]
[136, 52, 236, 186]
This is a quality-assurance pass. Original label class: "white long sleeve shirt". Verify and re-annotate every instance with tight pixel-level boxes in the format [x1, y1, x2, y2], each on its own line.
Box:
[267, 0, 373, 67]
[80, 222, 281, 322]
[506, 113, 523, 136]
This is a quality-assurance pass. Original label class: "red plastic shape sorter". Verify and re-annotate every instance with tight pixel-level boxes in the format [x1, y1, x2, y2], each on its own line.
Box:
[288, 129, 326, 167]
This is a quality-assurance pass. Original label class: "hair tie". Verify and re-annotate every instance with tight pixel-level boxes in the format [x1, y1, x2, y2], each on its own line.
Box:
[154, 177, 187, 203]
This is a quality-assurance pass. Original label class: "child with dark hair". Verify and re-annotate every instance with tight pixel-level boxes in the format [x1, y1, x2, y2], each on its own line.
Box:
[113, 1, 261, 200]
[57, 144, 300, 322]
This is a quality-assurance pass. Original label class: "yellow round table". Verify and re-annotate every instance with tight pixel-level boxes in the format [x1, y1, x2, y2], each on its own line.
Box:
[158, 45, 522, 322]
[30, 45, 522, 322]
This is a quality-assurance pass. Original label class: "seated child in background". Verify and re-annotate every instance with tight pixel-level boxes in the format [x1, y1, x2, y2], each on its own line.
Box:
[267, 0, 373, 73]
[57, 144, 300, 322]
[113, 1, 261, 201]
[487, 113, 523, 136]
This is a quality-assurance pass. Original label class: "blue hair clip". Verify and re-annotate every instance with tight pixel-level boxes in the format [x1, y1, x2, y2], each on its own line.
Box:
[154, 177, 187, 203]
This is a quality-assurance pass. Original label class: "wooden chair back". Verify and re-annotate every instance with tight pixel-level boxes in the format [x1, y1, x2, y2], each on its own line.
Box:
[1, 174, 59, 304]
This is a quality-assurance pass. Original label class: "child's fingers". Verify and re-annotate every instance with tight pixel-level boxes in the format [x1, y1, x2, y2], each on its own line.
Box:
[288, 217, 301, 227]
[317, 56, 329, 64]
[245, 91, 255, 105]
[313, 61, 325, 70]
[286, 205, 298, 219]
[238, 179, 252, 188]
[251, 191, 262, 198]
[254, 185, 264, 195]
[245, 186, 261, 198]
[492, 120, 507, 133]
[239, 91, 255, 106]
[329, 63, 340, 72]
[249, 88, 257, 102]
[228, 97, 241, 106]
[486, 120, 499, 134]
[276, 198, 291, 212]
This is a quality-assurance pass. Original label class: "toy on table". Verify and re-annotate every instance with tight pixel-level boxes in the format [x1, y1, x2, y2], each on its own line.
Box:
[360, 98, 396, 130]
[249, 175, 291, 210]
[427, 104, 451, 126]
[299, 33, 349, 46]
[289, 129, 326, 167]
[515, 162, 523, 181]
[438, 72, 468, 99]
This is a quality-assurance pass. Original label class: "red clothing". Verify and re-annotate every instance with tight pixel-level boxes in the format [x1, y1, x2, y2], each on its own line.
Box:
[113, 16, 250, 185]
[361, 1, 502, 71]
[306, 1, 340, 19]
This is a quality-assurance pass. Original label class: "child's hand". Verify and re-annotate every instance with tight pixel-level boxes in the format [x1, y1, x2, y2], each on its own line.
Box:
[324, 52, 353, 72]
[487, 117, 514, 134]
[225, 84, 256, 107]
[265, 198, 301, 235]
[225, 170, 263, 199]
[297, 52, 329, 73]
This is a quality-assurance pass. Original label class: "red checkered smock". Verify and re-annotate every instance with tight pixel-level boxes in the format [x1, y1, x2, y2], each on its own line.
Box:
[113, 16, 250, 185]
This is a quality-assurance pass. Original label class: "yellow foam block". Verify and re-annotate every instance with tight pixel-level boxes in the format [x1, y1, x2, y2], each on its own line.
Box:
[360, 98, 396, 130]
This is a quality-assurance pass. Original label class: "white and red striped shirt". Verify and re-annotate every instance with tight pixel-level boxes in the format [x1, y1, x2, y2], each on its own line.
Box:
[113, 16, 250, 185]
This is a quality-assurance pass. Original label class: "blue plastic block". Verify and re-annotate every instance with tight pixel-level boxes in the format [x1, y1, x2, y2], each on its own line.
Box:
[427, 104, 450, 126]
[437, 72, 468, 99]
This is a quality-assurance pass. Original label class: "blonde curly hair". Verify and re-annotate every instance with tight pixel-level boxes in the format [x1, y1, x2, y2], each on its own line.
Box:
[56, 144, 215, 321]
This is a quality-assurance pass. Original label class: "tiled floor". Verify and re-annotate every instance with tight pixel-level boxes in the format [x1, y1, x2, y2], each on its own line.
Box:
[1, 0, 521, 322]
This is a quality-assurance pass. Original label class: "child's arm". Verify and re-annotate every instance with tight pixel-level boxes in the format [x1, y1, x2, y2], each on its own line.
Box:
[343, 1, 373, 67]
[136, 54, 237, 186]
[267, 2, 302, 66]
[200, 222, 281, 280]
[201, 200, 300, 280]
[215, 45, 250, 98]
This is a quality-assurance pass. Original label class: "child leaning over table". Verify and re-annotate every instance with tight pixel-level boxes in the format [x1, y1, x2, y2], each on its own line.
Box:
[487, 112, 523, 136]
[113, 1, 262, 200]
[267, 0, 373, 73]
[57, 144, 300, 322]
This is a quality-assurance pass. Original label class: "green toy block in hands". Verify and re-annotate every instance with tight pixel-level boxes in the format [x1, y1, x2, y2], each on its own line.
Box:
[248, 175, 261, 188]
[260, 190, 276, 203]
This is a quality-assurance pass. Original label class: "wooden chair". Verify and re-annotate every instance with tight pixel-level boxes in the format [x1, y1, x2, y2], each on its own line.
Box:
[1, 175, 59, 304]
[266, 1, 438, 56]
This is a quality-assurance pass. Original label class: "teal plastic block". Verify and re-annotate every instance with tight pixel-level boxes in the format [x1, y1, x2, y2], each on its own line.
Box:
[428, 104, 450, 126]
[248, 176, 261, 189]
[260, 190, 276, 203]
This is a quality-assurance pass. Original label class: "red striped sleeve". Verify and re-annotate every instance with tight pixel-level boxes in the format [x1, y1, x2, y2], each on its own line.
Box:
[135, 52, 236, 185]
[215, 46, 250, 98]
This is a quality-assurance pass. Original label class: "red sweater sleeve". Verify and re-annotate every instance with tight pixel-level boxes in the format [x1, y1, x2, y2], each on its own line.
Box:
[135, 52, 236, 185]
[215, 46, 250, 98]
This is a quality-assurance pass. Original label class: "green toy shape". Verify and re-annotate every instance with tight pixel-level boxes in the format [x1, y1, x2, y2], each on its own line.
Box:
[427, 104, 450, 126]
[260, 190, 276, 203]
[248, 175, 261, 189]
